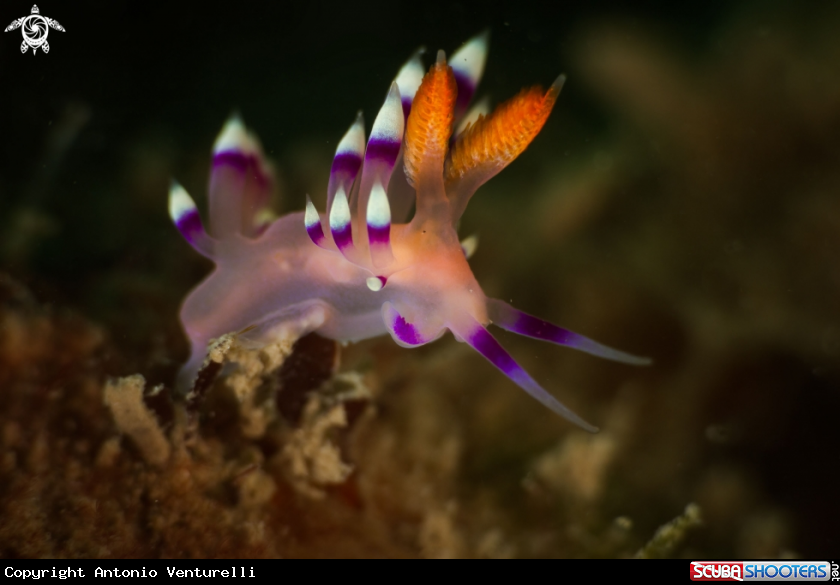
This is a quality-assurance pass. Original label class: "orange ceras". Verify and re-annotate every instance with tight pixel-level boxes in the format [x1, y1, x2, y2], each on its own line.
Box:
[404, 54, 458, 187]
[446, 82, 560, 182]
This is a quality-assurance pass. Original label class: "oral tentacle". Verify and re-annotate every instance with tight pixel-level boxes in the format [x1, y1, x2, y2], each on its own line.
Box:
[450, 30, 489, 118]
[169, 181, 215, 259]
[210, 114, 274, 239]
[487, 299, 652, 366]
[451, 314, 599, 432]
[327, 111, 365, 216]
[304, 194, 330, 250]
[366, 181, 394, 268]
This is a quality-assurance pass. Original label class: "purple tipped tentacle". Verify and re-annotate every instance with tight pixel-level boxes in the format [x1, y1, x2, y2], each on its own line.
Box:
[354, 83, 405, 233]
[394, 47, 425, 118]
[366, 181, 394, 267]
[209, 115, 274, 239]
[329, 187, 355, 258]
[450, 31, 489, 119]
[304, 195, 331, 250]
[487, 299, 652, 366]
[381, 48, 426, 223]
[169, 181, 215, 259]
[451, 314, 598, 432]
[327, 112, 365, 215]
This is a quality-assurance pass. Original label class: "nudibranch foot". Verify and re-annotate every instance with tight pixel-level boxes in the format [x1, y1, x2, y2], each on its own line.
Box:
[234, 299, 330, 349]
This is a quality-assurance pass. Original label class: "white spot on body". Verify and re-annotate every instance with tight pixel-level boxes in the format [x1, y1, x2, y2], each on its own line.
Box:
[366, 276, 383, 291]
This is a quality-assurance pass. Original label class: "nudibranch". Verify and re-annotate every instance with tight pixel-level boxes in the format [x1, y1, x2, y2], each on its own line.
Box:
[169, 33, 650, 431]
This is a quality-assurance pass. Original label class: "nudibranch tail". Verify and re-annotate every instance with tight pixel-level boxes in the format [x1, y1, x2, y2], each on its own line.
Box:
[450, 313, 599, 433]
[169, 180, 215, 259]
[487, 299, 652, 366]
[209, 114, 275, 240]
[446, 75, 565, 222]
[450, 30, 489, 118]
[327, 112, 365, 216]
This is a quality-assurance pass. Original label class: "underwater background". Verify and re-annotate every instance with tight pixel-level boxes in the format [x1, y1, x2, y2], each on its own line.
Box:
[1, 0, 838, 558]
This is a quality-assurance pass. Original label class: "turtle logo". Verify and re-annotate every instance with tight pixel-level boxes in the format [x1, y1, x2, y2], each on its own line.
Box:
[4, 5, 65, 55]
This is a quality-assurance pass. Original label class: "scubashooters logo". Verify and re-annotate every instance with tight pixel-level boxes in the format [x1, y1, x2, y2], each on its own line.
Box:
[4, 5, 65, 54]
[691, 561, 833, 582]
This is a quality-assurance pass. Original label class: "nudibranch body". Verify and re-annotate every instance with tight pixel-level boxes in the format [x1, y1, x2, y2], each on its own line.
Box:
[170, 34, 649, 431]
